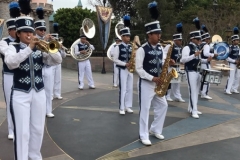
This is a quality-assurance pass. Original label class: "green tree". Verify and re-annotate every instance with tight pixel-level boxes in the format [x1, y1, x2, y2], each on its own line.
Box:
[54, 7, 101, 49]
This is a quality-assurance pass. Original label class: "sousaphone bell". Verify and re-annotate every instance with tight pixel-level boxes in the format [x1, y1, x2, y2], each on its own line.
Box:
[70, 18, 95, 61]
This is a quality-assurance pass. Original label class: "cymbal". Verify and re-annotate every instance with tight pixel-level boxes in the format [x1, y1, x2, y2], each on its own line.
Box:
[212, 66, 233, 70]
[215, 64, 230, 67]
[212, 35, 223, 43]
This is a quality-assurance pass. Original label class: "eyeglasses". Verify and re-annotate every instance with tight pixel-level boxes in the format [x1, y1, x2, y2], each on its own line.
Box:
[39, 29, 46, 32]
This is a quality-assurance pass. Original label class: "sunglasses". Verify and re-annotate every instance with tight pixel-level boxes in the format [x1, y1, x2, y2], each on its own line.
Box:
[39, 29, 46, 32]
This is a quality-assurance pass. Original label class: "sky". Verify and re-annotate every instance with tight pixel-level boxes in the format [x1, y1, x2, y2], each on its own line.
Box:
[47, 0, 96, 12]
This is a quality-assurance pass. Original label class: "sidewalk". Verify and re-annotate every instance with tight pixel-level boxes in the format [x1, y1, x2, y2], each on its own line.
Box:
[0, 63, 240, 160]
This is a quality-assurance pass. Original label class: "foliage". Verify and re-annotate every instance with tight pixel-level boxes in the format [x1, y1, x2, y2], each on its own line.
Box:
[88, 0, 240, 44]
[54, 7, 101, 49]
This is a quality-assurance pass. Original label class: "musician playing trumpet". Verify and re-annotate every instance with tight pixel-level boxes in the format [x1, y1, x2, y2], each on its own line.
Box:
[113, 15, 134, 115]
[4, 15, 62, 159]
[74, 34, 95, 90]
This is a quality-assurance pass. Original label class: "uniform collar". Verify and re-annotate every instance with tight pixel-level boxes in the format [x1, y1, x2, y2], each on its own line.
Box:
[189, 42, 198, 47]
[8, 35, 15, 42]
[20, 42, 28, 49]
[36, 34, 44, 40]
[121, 42, 129, 47]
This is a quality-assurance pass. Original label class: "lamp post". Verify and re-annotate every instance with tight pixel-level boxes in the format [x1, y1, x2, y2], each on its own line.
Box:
[213, 0, 218, 31]
[101, 0, 107, 74]
[225, 24, 232, 44]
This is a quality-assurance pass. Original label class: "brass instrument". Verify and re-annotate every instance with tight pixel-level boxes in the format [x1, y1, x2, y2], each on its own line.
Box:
[70, 18, 95, 61]
[155, 41, 178, 97]
[115, 21, 124, 40]
[34, 38, 60, 54]
[128, 36, 141, 73]
[57, 37, 70, 54]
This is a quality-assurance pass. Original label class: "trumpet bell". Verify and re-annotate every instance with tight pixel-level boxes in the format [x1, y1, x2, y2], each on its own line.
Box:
[48, 40, 60, 53]
[82, 18, 95, 39]
[35, 38, 60, 54]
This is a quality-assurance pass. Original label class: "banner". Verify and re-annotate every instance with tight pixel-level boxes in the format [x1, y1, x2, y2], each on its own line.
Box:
[96, 5, 113, 50]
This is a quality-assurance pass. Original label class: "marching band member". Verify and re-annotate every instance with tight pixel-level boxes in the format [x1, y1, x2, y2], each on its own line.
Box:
[34, 7, 55, 118]
[165, 23, 185, 102]
[110, 37, 122, 87]
[74, 34, 96, 90]
[136, 1, 171, 145]
[199, 25, 217, 99]
[181, 17, 211, 119]
[4, 5, 62, 159]
[51, 23, 66, 100]
[225, 27, 240, 94]
[113, 15, 133, 115]
[0, 1, 20, 140]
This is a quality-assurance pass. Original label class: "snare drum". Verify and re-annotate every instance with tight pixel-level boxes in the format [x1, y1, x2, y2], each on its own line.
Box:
[201, 69, 222, 84]
[171, 71, 186, 83]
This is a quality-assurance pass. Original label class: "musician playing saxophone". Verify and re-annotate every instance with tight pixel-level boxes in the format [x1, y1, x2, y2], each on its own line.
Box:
[135, 3, 175, 144]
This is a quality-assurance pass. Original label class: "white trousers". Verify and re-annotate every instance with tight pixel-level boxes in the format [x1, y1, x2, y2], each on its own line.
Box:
[78, 59, 94, 88]
[43, 66, 53, 114]
[226, 63, 240, 92]
[200, 63, 211, 96]
[166, 83, 182, 99]
[2, 73, 14, 136]
[113, 63, 119, 86]
[118, 68, 133, 110]
[138, 79, 168, 140]
[52, 64, 62, 97]
[186, 71, 201, 115]
[10, 89, 46, 160]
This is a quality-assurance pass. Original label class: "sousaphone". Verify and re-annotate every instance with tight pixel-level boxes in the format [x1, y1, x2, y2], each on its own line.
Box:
[70, 18, 96, 61]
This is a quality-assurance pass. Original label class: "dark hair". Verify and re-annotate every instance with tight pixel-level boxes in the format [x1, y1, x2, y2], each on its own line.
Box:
[15, 31, 21, 43]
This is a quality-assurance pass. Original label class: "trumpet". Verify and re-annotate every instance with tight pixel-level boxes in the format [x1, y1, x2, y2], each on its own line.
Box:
[32, 38, 60, 54]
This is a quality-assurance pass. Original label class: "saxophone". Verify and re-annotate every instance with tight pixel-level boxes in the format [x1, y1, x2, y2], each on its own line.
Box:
[128, 36, 141, 73]
[155, 41, 178, 97]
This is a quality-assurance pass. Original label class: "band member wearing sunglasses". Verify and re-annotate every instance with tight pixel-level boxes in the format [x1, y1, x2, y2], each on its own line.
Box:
[4, 15, 62, 159]
[34, 7, 57, 118]
[180, 17, 211, 119]
[0, 1, 20, 140]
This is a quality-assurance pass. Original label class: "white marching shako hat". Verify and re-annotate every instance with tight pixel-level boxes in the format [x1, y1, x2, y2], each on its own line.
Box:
[120, 15, 131, 36]
[15, 16, 34, 32]
[34, 7, 46, 30]
[145, 1, 161, 34]
[173, 23, 183, 40]
[201, 25, 210, 40]
[189, 17, 201, 39]
[231, 27, 239, 41]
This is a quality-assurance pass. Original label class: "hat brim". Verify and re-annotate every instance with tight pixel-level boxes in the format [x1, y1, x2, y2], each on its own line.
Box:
[35, 27, 46, 30]
[147, 30, 162, 34]
[18, 28, 34, 33]
[121, 33, 131, 36]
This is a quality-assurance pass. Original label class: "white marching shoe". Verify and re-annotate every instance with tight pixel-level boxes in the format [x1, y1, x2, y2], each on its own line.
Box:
[231, 90, 240, 94]
[191, 113, 199, 119]
[175, 98, 185, 102]
[125, 108, 133, 113]
[119, 110, 125, 115]
[149, 131, 165, 140]
[197, 111, 202, 115]
[54, 96, 63, 100]
[46, 113, 55, 118]
[166, 97, 173, 102]
[141, 139, 152, 146]
[225, 91, 232, 95]
[8, 134, 14, 140]
[89, 85, 96, 89]
[201, 95, 212, 100]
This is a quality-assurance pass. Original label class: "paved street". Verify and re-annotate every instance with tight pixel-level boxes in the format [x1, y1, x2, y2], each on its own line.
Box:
[0, 62, 240, 160]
